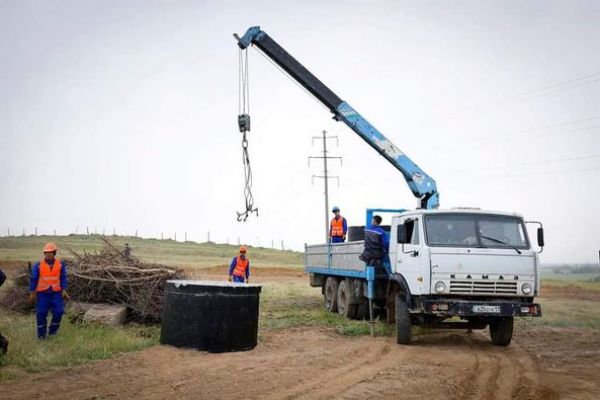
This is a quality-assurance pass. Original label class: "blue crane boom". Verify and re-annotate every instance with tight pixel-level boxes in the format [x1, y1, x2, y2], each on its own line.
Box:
[235, 26, 439, 209]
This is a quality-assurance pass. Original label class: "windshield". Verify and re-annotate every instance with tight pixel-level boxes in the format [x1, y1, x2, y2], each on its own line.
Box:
[424, 213, 529, 249]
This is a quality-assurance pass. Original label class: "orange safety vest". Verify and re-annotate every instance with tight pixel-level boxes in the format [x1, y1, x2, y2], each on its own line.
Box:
[330, 217, 345, 237]
[36, 258, 62, 292]
[232, 256, 249, 277]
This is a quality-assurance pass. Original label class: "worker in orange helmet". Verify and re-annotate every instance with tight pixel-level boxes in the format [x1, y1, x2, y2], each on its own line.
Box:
[28, 243, 69, 339]
[228, 246, 250, 283]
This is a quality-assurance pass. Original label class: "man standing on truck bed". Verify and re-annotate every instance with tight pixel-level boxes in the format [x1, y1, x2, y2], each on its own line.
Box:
[229, 246, 250, 283]
[360, 215, 389, 268]
[329, 206, 348, 243]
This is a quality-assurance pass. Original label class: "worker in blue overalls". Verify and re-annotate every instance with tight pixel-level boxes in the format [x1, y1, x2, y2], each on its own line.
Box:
[228, 246, 250, 283]
[28, 243, 69, 339]
[360, 215, 389, 269]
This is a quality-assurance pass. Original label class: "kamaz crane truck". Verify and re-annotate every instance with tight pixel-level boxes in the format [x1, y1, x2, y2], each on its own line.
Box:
[234, 26, 543, 346]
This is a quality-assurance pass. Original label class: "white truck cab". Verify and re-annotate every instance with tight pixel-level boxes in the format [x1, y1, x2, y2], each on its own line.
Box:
[391, 209, 540, 299]
[305, 208, 543, 346]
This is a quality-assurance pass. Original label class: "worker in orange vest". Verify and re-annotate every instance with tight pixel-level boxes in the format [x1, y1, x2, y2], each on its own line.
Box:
[28, 243, 69, 339]
[329, 206, 348, 243]
[228, 246, 250, 283]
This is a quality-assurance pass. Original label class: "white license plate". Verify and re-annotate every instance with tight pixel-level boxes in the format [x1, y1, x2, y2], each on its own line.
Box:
[472, 305, 501, 313]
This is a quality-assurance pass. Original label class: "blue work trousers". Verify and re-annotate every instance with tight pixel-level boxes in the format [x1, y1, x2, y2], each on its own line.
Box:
[232, 275, 245, 283]
[331, 236, 345, 243]
[36, 291, 64, 338]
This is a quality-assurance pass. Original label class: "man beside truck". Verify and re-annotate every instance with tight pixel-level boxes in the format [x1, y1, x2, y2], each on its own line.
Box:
[360, 215, 389, 269]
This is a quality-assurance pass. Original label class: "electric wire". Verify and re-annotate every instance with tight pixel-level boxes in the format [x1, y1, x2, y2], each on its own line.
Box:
[445, 165, 600, 182]
[449, 154, 600, 175]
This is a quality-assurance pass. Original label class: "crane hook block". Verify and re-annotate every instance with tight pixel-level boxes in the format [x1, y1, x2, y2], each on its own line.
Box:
[238, 114, 251, 133]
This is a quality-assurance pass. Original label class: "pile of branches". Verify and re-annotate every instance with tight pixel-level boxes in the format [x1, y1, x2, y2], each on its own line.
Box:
[66, 237, 185, 322]
[0, 266, 34, 313]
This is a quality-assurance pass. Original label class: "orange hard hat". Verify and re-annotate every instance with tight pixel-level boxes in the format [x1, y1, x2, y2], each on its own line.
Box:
[43, 243, 57, 253]
[239, 246, 247, 253]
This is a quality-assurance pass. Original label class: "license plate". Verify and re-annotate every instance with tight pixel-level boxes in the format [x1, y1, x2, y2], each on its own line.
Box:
[472, 305, 501, 313]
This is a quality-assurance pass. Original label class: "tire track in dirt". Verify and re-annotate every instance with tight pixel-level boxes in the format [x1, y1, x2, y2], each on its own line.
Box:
[261, 342, 396, 400]
[454, 332, 543, 400]
[0, 327, 587, 400]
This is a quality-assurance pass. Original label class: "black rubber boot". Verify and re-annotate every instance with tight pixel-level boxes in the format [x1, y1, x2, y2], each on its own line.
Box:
[0, 333, 8, 355]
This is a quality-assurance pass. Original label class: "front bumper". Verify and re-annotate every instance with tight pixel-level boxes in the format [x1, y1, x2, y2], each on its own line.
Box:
[418, 298, 542, 317]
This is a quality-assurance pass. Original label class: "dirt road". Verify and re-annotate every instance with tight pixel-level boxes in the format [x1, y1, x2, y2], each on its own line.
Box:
[2, 325, 599, 400]
[2, 265, 599, 399]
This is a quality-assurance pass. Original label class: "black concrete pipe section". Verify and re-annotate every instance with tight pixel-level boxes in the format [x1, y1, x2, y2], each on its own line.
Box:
[160, 280, 262, 353]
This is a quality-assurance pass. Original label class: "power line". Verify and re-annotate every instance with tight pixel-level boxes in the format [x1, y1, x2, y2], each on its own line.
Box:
[421, 71, 600, 128]
[309, 130, 342, 242]
[444, 165, 600, 182]
[518, 72, 600, 97]
[435, 119, 600, 150]
[449, 154, 600, 175]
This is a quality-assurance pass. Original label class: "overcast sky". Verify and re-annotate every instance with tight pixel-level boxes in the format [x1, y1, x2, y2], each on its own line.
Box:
[1, 0, 598, 263]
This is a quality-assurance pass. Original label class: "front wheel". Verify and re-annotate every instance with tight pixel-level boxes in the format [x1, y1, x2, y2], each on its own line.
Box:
[395, 294, 412, 345]
[489, 317, 513, 346]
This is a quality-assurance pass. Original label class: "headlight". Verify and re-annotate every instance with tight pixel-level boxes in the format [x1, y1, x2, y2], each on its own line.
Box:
[434, 281, 446, 293]
[521, 283, 532, 295]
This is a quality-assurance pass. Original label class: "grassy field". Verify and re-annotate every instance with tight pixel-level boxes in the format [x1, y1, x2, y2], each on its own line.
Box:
[0, 235, 303, 269]
[2, 236, 599, 381]
[0, 312, 159, 380]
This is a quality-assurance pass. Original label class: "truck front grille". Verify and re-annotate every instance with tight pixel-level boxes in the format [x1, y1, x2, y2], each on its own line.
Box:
[449, 280, 518, 295]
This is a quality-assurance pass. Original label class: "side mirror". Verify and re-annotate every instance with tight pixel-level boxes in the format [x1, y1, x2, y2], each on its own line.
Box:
[397, 224, 408, 244]
[537, 227, 545, 247]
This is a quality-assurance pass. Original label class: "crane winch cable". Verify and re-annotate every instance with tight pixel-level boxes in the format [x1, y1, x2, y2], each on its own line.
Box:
[236, 48, 258, 222]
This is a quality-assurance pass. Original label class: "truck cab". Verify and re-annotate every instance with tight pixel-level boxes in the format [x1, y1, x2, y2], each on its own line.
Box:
[391, 209, 540, 299]
[305, 208, 543, 346]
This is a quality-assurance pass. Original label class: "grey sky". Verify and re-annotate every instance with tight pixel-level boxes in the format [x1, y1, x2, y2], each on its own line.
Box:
[1, 0, 598, 263]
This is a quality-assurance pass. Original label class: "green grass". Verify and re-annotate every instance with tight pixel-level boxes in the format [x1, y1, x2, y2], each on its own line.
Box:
[541, 271, 600, 283]
[0, 235, 303, 269]
[259, 281, 393, 336]
[541, 278, 600, 291]
[516, 298, 600, 329]
[0, 312, 159, 381]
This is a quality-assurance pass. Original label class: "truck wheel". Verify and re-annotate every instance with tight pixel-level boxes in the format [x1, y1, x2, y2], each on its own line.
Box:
[324, 277, 339, 313]
[337, 279, 358, 319]
[489, 317, 513, 346]
[395, 294, 412, 345]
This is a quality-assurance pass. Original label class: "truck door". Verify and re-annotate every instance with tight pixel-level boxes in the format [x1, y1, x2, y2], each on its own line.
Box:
[396, 217, 426, 295]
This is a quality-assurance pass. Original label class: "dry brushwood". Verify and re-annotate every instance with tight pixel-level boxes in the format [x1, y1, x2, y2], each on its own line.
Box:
[0, 285, 33, 313]
[64, 237, 185, 322]
[0, 266, 34, 313]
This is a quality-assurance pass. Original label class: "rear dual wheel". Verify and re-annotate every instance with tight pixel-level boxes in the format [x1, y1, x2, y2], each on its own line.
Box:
[337, 279, 358, 319]
[324, 277, 339, 313]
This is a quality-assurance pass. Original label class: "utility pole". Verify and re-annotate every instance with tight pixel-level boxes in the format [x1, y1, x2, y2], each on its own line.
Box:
[309, 130, 342, 242]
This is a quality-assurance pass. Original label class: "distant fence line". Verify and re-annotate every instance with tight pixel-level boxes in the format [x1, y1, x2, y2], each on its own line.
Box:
[0, 228, 287, 251]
